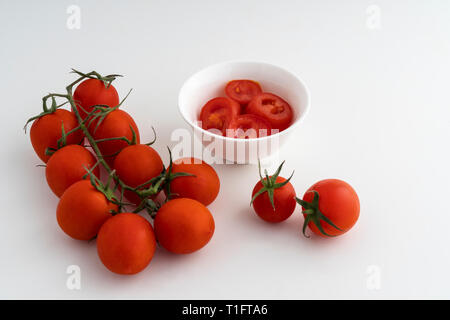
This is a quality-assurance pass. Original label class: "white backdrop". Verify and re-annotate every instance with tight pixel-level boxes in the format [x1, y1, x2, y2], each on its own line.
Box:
[1, 0, 449, 299]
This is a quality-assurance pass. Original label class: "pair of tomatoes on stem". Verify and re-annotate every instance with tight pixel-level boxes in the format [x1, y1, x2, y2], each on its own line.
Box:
[251, 161, 360, 237]
[26, 72, 221, 275]
[200, 80, 293, 138]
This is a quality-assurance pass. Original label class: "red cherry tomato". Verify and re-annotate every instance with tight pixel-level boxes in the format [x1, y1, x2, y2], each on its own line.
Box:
[30, 109, 84, 163]
[73, 79, 119, 119]
[166, 157, 220, 206]
[46, 145, 99, 197]
[97, 213, 156, 275]
[225, 80, 262, 105]
[300, 179, 360, 237]
[56, 180, 117, 240]
[226, 114, 272, 138]
[90, 109, 140, 167]
[114, 144, 164, 206]
[199, 97, 240, 135]
[154, 198, 215, 254]
[247, 92, 293, 131]
[252, 176, 296, 223]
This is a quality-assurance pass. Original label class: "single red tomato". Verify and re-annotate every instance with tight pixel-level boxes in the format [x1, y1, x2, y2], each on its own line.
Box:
[154, 198, 215, 254]
[166, 157, 220, 206]
[114, 144, 164, 206]
[199, 97, 240, 135]
[226, 114, 272, 138]
[297, 179, 360, 237]
[225, 80, 262, 105]
[30, 109, 84, 163]
[251, 161, 296, 223]
[46, 145, 99, 197]
[97, 213, 156, 275]
[73, 78, 119, 119]
[56, 180, 117, 240]
[246, 92, 293, 131]
[90, 109, 140, 167]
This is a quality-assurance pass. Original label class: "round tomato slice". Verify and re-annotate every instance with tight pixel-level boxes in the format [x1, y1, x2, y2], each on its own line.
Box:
[246, 92, 293, 131]
[199, 97, 240, 135]
[226, 114, 272, 139]
[225, 80, 262, 105]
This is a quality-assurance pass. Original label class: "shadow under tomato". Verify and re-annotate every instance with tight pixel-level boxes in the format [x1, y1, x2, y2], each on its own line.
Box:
[237, 204, 348, 249]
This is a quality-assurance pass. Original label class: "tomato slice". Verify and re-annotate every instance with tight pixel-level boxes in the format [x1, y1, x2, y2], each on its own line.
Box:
[199, 97, 240, 135]
[246, 92, 293, 131]
[225, 80, 262, 105]
[226, 114, 272, 139]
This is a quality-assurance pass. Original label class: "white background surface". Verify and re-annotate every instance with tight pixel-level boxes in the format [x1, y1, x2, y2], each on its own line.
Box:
[1, 0, 449, 299]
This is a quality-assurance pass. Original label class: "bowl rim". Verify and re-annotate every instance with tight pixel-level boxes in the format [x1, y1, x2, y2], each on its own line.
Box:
[177, 60, 311, 142]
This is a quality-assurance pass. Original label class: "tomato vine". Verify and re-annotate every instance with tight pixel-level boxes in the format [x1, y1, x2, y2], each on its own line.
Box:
[24, 69, 189, 216]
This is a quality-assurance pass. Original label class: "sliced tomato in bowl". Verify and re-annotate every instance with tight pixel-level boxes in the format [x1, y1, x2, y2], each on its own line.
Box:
[246, 92, 293, 131]
[226, 114, 272, 139]
[225, 80, 262, 105]
[199, 97, 240, 135]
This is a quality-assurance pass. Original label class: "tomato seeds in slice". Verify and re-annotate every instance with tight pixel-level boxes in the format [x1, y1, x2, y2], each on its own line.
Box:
[225, 80, 262, 105]
[247, 92, 293, 131]
[199, 97, 240, 135]
[226, 114, 272, 139]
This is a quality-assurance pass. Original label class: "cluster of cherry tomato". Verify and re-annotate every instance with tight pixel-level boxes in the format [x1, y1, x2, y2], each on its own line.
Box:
[25, 70, 220, 275]
[251, 161, 360, 237]
[199, 80, 293, 138]
[25, 69, 360, 277]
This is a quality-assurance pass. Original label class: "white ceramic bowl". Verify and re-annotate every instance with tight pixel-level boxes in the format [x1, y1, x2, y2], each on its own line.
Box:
[178, 61, 310, 164]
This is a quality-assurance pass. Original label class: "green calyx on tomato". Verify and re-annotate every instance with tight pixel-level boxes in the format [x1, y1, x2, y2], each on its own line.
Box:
[83, 164, 139, 215]
[86, 88, 132, 134]
[71, 68, 123, 89]
[161, 147, 196, 201]
[130, 147, 194, 216]
[44, 120, 87, 157]
[251, 160, 294, 210]
[92, 124, 139, 155]
[296, 191, 343, 238]
[24, 95, 69, 133]
[44, 122, 69, 157]
[84, 166, 121, 213]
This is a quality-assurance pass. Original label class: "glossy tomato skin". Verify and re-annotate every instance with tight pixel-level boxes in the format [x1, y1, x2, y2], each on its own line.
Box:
[154, 198, 215, 254]
[30, 109, 84, 163]
[97, 213, 156, 275]
[225, 80, 262, 105]
[247, 92, 293, 131]
[252, 177, 296, 223]
[302, 179, 360, 237]
[46, 145, 99, 197]
[114, 144, 164, 206]
[227, 114, 272, 138]
[90, 109, 140, 167]
[199, 97, 240, 135]
[56, 180, 117, 240]
[166, 157, 220, 206]
[73, 79, 119, 119]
